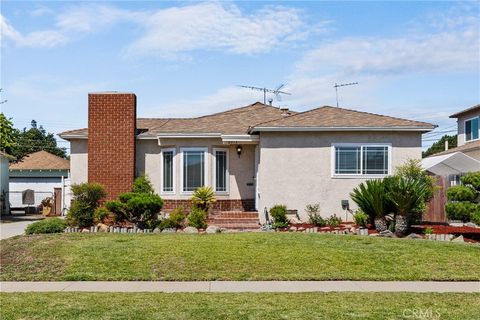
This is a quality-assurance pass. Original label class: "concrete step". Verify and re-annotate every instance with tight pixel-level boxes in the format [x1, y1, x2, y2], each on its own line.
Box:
[210, 218, 260, 224]
[210, 211, 258, 219]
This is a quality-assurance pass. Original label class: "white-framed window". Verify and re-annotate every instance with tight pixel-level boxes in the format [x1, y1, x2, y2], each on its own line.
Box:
[180, 147, 208, 193]
[332, 143, 391, 177]
[465, 117, 479, 142]
[161, 148, 175, 194]
[213, 148, 229, 193]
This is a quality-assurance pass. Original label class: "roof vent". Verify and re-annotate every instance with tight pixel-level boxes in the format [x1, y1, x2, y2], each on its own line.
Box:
[280, 107, 290, 116]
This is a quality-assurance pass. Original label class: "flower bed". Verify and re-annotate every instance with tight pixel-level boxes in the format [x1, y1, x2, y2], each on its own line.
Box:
[411, 224, 480, 241]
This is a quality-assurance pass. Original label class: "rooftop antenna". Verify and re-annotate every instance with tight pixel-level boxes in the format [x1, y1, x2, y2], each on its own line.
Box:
[334, 82, 358, 107]
[238, 84, 291, 105]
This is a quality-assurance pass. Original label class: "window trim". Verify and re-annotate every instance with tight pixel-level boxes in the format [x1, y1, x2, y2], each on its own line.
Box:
[160, 148, 176, 195]
[464, 116, 480, 142]
[331, 143, 392, 178]
[213, 147, 229, 195]
[180, 147, 208, 194]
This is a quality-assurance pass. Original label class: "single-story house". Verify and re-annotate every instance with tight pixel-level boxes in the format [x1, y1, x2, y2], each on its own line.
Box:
[0, 152, 14, 215]
[9, 150, 70, 214]
[59, 92, 435, 224]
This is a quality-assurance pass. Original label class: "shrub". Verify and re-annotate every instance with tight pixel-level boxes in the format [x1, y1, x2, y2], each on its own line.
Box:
[132, 175, 154, 194]
[461, 171, 480, 191]
[326, 214, 342, 228]
[424, 227, 433, 235]
[445, 202, 473, 222]
[353, 211, 369, 227]
[159, 207, 186, 230]
[447, 185, 476, 202]
[306, 203, 326, 227]
[93, 207, 110, 224]
[25, 218, 66, 235]
[470, 205, 480, 225]
[124, 193, 163, 229]
[350, 179, 389, 222]
[187, 206, 207, 229]
[67, 183, 106, 228]
[70, 183, 107, 207]
[269, 205, 289, 228]
[105, 200, 128, 222]
[191, 186, 217, 211]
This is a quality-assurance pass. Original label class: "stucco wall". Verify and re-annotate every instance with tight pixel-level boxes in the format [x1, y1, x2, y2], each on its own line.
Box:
[136, 138, 256, 200]
[70, 139, 88, 185]
[457, 110, 480, 146]
[9, 177, 63, 207]
[257, 131, 422, 221]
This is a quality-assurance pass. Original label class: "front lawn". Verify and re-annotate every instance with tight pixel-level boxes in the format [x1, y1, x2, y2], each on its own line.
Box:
[1, 233, 479, 281]
[1, 292, 479, 320]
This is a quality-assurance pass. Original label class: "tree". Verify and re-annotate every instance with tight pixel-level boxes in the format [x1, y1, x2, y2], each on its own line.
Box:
[10, 120, 67, 160]
[0, 113, 16, 154]
[422, 135, 457, 158]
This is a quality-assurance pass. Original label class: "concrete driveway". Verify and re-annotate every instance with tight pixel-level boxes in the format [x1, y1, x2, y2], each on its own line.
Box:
[0, 215, 43, 240]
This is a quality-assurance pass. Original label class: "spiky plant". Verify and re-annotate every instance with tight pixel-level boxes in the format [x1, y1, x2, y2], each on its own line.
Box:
[191, 186, 217, 211]
[350, 179, 389, 232]
[386, 176, 429, 236]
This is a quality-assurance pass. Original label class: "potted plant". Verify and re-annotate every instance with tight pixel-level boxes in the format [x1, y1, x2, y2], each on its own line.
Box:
[41, 197, 53, 216]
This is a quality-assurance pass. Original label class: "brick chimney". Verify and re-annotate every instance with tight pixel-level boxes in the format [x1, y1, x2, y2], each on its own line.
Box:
[88, 92, 136, 200]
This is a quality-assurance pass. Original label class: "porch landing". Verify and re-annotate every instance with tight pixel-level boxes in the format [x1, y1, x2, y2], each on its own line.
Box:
[208, 211, 260, 230]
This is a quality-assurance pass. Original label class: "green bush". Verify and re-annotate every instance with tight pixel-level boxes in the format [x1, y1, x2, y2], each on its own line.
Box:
[93, 207, 110, 224]
[25, 218, 66, 235]
[187, 206, 207, 229]
[124, 193, 163, 229]
[67, 183, 106, 228]
[159, 208, 186, 230]
[469, 204, 480, 225]
[269, 205, 289, 228]
[305, 203, 326, 227]
[191, 186, 217, 211]
[353, 211, 369, 228]
[326, 214, 342, 228]
[105, 200, 128, 222]
[445, 202, 473, 222]
[461, 171, 480, 191]
[350, 179, 389, 222]
[132, 175, 155, 194]
[447, 186, 476, 202]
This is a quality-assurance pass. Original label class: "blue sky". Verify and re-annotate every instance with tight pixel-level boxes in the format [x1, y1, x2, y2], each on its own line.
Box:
[1, 1, 479, 151]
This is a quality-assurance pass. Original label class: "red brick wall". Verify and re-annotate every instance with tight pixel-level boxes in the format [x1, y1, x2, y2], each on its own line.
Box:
[163, 199, 256, 212]
[88, 93, 136, 200]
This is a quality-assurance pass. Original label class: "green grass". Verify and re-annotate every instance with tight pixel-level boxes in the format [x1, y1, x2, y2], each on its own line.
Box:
[1, 233, 479, 281]
[1, 292, 479, 320]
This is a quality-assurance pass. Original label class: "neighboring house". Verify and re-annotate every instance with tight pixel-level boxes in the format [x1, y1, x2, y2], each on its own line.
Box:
[9, 151, 70, 214]
[1, 152, 14, 215]
[422, 104, 480, 177]
[59, 92, 435, 223]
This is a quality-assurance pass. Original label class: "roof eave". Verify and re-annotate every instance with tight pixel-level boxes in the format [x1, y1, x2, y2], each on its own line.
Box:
[249, 126, 436, 133]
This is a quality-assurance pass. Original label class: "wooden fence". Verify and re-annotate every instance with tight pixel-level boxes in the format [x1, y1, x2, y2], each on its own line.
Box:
[422, 175, 448, 223]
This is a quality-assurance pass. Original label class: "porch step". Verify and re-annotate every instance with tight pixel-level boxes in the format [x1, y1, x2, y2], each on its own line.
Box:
[208, 211, 260, 230]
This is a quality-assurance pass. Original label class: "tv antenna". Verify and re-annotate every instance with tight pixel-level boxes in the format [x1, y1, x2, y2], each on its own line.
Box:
[238, 84, 291, 105]
[334, 82, 358, 107]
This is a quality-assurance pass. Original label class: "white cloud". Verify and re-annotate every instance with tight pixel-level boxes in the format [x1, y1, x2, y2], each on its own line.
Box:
[1, 14, 67, 47]
[1, 2, 318, 57]
[296, 7, 479, 76]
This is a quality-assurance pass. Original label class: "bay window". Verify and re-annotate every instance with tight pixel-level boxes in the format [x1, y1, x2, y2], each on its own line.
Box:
[333, 144, 390, 176]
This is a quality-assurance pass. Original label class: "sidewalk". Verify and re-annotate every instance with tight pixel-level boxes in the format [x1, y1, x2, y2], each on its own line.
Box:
[1, 281, 479, 293]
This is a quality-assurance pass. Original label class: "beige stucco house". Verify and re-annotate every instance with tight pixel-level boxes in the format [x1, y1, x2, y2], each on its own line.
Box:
[60, 92, 435, 225]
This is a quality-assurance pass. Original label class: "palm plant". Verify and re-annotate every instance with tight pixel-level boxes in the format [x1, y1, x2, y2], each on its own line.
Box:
[350, 179, 389, 232]
[386, 176, 429, 236]
[191, 186, 217, 211]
